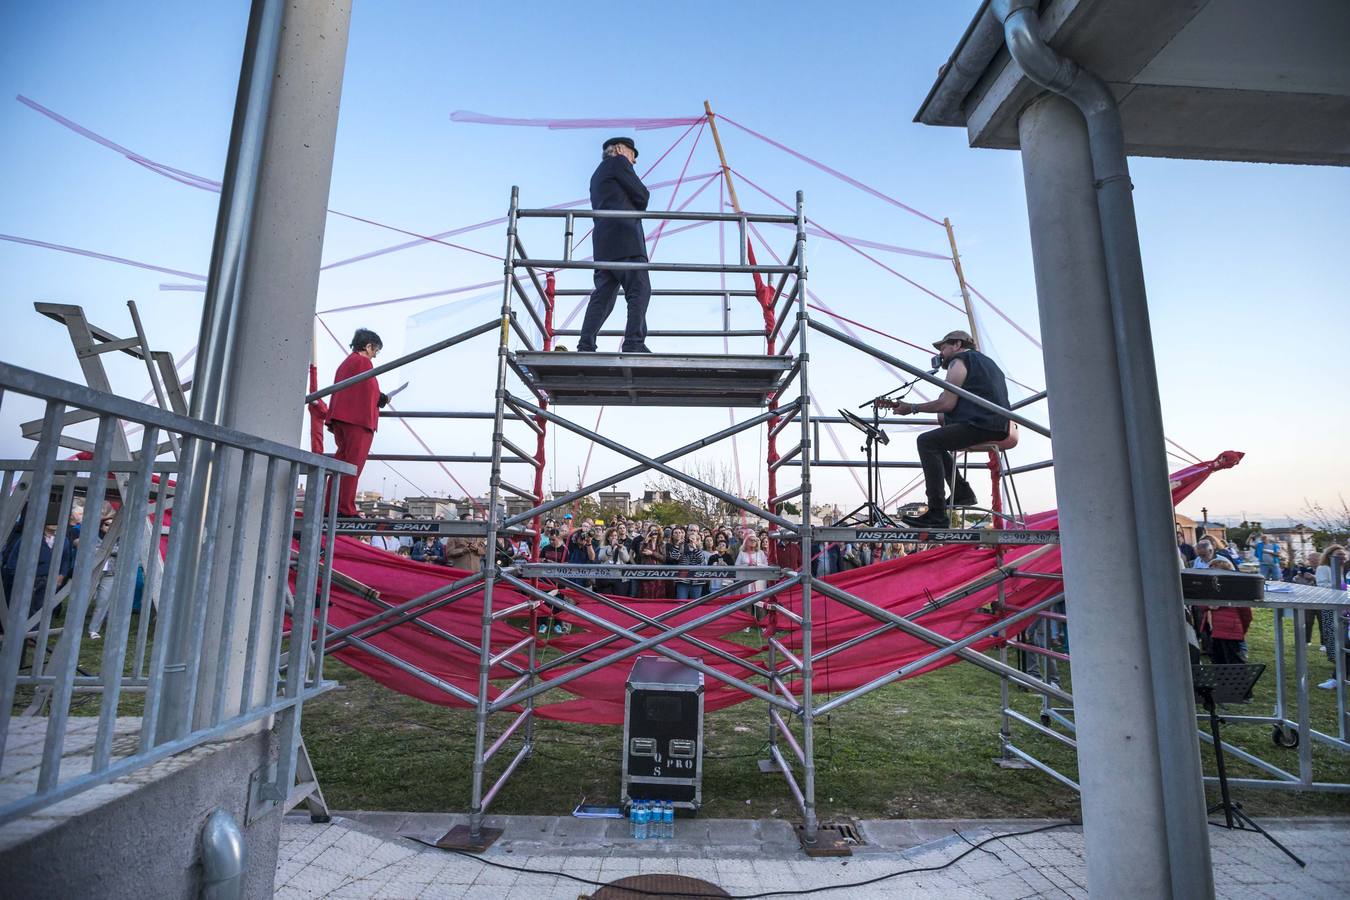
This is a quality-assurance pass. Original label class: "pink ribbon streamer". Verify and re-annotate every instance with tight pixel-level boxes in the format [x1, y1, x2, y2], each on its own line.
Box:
[715, 113, 945, 227]
[963, 282, 1043, 350]
[450, 110, 703, 130]
[731, 168, 963, 313]
[1, 232, 206, 281]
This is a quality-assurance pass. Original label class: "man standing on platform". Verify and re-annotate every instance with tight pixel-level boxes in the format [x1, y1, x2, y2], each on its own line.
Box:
[327, 328, 389, 517]
[577, 137, 652, 353]
[880, 329, 1010, 529]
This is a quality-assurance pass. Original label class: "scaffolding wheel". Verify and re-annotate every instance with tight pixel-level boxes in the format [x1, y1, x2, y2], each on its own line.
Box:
[1271, 724, 1299, 749]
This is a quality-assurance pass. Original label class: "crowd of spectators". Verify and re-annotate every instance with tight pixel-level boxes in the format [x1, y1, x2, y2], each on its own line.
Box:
[1181, 531, 1349, 694]
[362, 510, 916, 601]
[1, 499, 140, 640]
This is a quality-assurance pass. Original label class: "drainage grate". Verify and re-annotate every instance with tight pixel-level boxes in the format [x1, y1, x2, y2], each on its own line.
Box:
[826, 818, 864, 845]
[591, 874, 729, 899]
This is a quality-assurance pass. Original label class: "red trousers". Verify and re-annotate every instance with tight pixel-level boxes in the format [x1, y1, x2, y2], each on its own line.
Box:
[330, 421, 374, 516]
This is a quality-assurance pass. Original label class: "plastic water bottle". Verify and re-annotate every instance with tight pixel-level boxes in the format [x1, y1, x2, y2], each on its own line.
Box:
[662, 801, 675, 839]
[629, 802, 638, 839]
[634, 802, 649, 840]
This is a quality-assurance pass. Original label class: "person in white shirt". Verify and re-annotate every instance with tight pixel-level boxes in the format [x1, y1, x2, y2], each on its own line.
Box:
[734, 534, 769, 594]
[1315, 544, 1347, 689]
[1189, 538, 1216, 569]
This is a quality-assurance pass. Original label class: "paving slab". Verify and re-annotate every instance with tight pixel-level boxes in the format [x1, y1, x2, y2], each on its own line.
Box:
[280, 814, 1350, 899]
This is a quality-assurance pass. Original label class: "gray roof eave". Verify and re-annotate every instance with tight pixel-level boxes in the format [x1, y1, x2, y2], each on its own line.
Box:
[913, 1, 1004, 127]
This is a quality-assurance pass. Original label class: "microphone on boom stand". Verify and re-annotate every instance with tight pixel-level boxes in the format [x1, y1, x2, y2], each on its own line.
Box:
[864, 356, 943, 410]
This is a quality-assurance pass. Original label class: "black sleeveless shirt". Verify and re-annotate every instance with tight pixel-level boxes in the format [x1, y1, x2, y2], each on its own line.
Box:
[947, 349, 1010, 434]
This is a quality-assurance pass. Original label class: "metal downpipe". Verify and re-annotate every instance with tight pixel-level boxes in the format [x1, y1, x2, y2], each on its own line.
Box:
[991, 1, 1213, 896]
[201, 809, 247, 900]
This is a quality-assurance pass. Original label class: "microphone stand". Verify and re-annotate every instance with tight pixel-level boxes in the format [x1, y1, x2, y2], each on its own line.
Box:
[834, 400, 897, 528]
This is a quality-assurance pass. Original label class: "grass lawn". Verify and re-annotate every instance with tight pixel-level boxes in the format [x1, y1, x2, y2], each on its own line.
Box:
[301, 608, 1350, 820]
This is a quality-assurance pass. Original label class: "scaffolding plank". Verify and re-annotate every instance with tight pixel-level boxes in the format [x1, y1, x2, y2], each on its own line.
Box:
[511, 351, 791, 408]
[513, 562, 785, 581]
[304, 518, 531, 538]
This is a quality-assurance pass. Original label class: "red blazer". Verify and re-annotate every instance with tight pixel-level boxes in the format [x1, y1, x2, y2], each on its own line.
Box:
[326, 352, 380, 431]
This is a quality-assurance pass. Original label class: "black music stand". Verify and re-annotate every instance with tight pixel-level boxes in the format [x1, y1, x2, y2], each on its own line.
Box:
[1191, 663, 1305, 867]
[832, 407, 898, 527]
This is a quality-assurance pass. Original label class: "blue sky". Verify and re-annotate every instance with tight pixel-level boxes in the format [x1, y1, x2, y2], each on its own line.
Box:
[2, 1, 1347, 524]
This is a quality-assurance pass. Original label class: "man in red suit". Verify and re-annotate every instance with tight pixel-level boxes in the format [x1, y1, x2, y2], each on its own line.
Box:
[326, 328, 389, 516]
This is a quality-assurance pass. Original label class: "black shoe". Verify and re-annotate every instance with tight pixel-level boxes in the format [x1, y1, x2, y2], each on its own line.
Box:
[621, 344, 652, 353]
[576, 345, 597, 353]
[949, 485, 978, 507]
[901, 509, 950, 529]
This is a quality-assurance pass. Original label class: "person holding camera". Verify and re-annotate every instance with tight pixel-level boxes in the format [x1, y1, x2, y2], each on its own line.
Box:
[596, 527, 632, 595]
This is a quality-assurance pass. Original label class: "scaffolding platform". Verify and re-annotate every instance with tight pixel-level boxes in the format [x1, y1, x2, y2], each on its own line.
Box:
[509, 351, 794, 407]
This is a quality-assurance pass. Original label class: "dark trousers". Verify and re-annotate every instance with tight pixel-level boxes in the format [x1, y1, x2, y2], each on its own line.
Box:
[915, 423, 1007, 510]
[577, 257, 651, 351]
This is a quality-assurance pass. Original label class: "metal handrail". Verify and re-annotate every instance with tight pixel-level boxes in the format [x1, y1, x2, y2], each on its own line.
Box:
[0, 363, 349, 825]
[2, 362, 346, 470]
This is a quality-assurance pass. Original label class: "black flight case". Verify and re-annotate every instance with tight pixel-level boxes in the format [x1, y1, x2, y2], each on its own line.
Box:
[622, 656, 704, 812]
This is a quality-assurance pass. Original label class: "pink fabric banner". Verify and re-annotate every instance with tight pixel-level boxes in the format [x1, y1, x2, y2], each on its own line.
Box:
[305, 453, 1243, 724]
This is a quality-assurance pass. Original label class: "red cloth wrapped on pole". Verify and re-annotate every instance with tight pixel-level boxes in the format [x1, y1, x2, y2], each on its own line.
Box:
[748, 241, 784, 556]
[307, 363, 329, 456]
[988, 449, 1003, 519]
[529, 274, 556, 560]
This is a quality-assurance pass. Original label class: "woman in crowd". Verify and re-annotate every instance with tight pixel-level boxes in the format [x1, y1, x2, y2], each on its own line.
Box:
[1316, 544, 1348, 689]
[596, 527, 632, 595]
[699, 534, 720, 593]
[665, 526, 704, 600]
[735, 533, 769, 595]
[638, 527, 667, 598]
[706, 535, 737, 593]
[1195, 558, 1254, 698]
[1205, 533, 1242, 568]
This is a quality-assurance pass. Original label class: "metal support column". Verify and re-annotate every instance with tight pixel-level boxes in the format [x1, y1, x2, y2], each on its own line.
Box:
[1017, 93, 1212, 897]
[158, 0, 353, 740]
[791, 191, 819, 844]
[470, 187, 526, 841]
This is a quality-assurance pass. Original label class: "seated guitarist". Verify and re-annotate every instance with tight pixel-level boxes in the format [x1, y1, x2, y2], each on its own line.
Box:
[877, 330, 1010, 528]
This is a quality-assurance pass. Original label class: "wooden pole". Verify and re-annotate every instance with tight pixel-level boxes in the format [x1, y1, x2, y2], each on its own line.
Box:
[943, 217, 980, 348]
[704, 100, 743, 214]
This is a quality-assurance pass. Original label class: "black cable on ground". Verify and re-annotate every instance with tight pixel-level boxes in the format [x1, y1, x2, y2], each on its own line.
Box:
[408, 818, 1080, 899]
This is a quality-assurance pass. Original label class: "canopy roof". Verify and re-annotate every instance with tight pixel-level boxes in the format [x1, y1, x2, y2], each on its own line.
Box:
[914, 0, 1350, 167]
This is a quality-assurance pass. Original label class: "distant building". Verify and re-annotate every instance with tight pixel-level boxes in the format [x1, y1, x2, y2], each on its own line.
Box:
[1174, 513, 1201, 547]
[358, 498, 406, 518]
[1265, 524, 1316, 561]
[504, 497, 534, 519]
[634, 490, 673, 514]
[1193, 520, 1227, 544]
[405, 495, 455, 519]
[598, 491, 632, 515]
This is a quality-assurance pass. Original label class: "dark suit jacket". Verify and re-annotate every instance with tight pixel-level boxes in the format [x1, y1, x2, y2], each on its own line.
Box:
[590, 155, 649, 261]
[326, 352, 380, 431]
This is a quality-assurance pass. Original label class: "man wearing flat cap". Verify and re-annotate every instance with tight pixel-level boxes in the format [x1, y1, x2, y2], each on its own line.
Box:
[577, 136, 652, 353]
[878, 329, 1010, 528]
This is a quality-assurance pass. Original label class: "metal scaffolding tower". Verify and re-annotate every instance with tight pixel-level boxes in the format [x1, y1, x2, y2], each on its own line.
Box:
[294, 187, 1063, 852]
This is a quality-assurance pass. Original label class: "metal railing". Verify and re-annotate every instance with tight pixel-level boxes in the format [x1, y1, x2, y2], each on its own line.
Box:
[0, 361, 352, 824]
